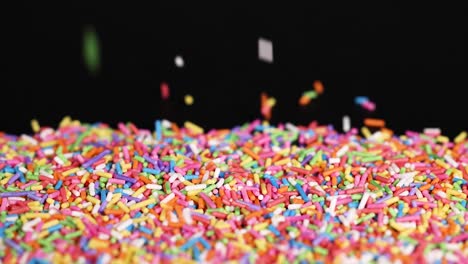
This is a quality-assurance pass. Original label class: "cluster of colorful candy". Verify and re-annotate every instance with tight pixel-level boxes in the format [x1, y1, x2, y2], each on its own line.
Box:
[1, 117, 467, 263]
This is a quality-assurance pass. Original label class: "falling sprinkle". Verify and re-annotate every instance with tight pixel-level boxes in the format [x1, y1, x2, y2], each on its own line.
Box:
[82, 25, 100, 75]
[258, 38, 273, 63]
[184, 94, 194, 105]
[313, 80, 324, 94]
[175, 55, 184, 68]
[160, 82, 170, 100]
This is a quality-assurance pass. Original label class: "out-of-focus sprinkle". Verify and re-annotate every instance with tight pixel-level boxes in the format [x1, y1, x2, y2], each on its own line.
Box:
[258, 37, 273, 63]
[184, 94, 194, 105]
[160, 82, 170, 100]
[83, 25, 100, 75]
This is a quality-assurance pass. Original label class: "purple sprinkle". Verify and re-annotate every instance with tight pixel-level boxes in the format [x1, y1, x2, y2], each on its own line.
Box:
[82, 149, 112, 167]
[7, 172, 21, 185]
[0, 191, 36, 198]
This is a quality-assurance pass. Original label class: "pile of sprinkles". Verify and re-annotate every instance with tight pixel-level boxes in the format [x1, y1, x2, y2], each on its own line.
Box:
[1, 117, 468, 263]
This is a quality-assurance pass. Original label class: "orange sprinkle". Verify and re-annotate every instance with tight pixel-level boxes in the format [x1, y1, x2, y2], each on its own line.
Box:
[364, 118, 386, 128]
[313, 80, 324, 94]
[242, 147, 259, 160]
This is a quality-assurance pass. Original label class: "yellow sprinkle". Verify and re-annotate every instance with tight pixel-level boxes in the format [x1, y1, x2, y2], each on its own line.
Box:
[96, 171, 113, 179]
[133, 216, 149, 224]
[265, 158, 272, 168]
[240, 156, 253, 167]
[436, 135, 449, 143]
[38, 230, 49, 239]
[46, 198, 55, 205]
[254, 239, 267, 251]
[42, 220, 59, 229]
[84, 214, 98, 225]
[80, 172, 90, 184]
[39, 140, 57, 148]
[31, 119, 40, 133]
[117, 201, 130, 213]
[59, 116, 72, 127]
[361, 127, 371, 139]
[129, 198, 156, 211]
[86, 196, 101, 204]
[89, 238, 109, 249]
[24, 213, 50, 219]
[109, 193, 122, 206]
[447, 189, 467, 199]
[435, 160, 449, 169]
[184, 121, 203, 134]
[253, 222, 269, 231]
[184, 94, 194, 105]
[132, 186, 147, 197]
[63, 168, 79, 176]
[455, 131, 467, 144]
[75, 219, 85, 230]
[187, 190, 202, 196]
[61, 202, 70, 209]
[385, 197, 399, 206]
[31, 185, 43, 191]
[274, 158, 290, 166]
[253, 173, 260, 184]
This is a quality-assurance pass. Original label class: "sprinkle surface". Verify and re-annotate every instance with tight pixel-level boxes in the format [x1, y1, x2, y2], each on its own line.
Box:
[1, 119, 468, 263]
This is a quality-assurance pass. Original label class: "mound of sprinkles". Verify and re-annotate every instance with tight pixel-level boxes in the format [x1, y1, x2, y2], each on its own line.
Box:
[1, 117, 468, 263]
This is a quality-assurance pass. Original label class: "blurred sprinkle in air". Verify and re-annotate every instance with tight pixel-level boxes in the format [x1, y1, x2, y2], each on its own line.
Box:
[83, 25, 101, 75]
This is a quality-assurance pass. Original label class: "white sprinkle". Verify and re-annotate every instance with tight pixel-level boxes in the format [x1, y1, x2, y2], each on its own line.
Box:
[358, 192, 370, 210]
[99, 254, 111, 264]
[213, 168, 221, 179]
[342, 115, 351, 132]
[122, 189, 134, 195]
[89, 183, 96, 196]
[287, 177, 297, 186]
[54, 156, 64, 166]
[215, 178, 224, 189]
[327, 196, 338, 216]
[288, 204, 302, 210]
[258, 37, 273, 63]
[146, 184, 162, 190]
[285, 123, 299, 133]
[201, 171, 210, 183]
[185, 184, 207, 191]
[258, 194, 264, 200]
[174, 55, 184, 67]
[444, 154, 459, 168]
[132, 238, 146, 248]
[160, 193, 175, 204]
[91, 203, 100, 215]
[98, 233, 110, 240]
[71, 211, 84, 217]
[329, 157, 341, 164]
[423, 128, 441, 136]
[8, 197, 25, 201]
[72, 190, 81, 197]
[336, 145, 349, 158]
[117, 219, 133, 231]
[182, 208, 193, 224]
[43, 148, 54, 156]
[106, 192, 114, 202]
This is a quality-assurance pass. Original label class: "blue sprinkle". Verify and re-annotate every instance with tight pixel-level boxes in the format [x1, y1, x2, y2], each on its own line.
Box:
[198, 237, 211, 250]
[295, 183, 309, 202]
[185, 174, 199, 180]
[48, 224, 62, 233]
[139, 226, 153, 235]
[282, 178, 289, 186]
[143, 168, 160, 174]
[55, 180, 63, 190]
[268, 225, 281, 236]
[155, 120, 162, 141]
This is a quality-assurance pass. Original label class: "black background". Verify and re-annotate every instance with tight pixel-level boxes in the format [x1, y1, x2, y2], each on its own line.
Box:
[5, 3, 467, 137]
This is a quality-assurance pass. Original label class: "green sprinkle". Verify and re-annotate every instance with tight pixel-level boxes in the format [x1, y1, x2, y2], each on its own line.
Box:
[83, 25, 101, 75]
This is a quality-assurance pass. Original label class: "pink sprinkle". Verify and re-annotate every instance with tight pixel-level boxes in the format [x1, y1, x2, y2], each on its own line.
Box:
[160, 82, 170, 100]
